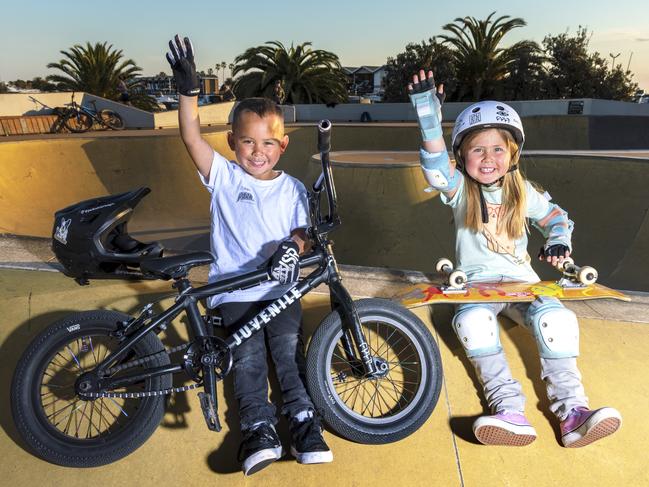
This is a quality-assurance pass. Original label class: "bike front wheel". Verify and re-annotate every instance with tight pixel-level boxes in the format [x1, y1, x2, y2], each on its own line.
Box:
[100, 109, 125, 130]
[11, 310, 171, 467]
[306, 298, 442, 444]
[63, 111, 93, 133]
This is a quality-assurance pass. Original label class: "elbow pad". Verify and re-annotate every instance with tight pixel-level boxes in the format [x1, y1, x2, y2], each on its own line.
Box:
[420, 149, 460, 191]
[533, 203, 574, 250]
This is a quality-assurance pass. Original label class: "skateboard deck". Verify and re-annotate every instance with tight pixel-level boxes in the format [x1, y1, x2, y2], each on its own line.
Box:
[394, 280, 631, 309]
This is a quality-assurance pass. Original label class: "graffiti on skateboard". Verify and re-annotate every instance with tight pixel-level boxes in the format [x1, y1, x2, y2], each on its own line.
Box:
[394, 258, 631, 309]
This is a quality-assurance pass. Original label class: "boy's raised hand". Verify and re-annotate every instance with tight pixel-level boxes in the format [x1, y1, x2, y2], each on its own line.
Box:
[166, 35, 200, 97]
[408, 69, 445, 142]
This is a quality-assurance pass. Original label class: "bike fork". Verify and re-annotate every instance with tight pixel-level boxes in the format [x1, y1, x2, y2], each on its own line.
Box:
[329, 277, 376, 377]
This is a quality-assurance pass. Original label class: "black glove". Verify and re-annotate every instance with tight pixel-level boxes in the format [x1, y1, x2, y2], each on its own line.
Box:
[270, 240, 300, 285]
[410, 71, 446, 105]
[166, 35, 200, 97]
[538, 244, 570, 259]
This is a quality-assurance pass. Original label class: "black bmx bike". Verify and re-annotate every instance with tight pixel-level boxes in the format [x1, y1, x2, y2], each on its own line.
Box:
[10, 120, 442, 467]
[62, 93, 125, 133]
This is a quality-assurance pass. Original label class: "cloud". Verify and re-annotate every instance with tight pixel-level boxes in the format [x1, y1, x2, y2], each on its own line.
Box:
[591, 29, 649, 43]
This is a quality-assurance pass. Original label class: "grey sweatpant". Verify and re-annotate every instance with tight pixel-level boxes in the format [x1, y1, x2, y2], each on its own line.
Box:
[457, 301, 588, 420]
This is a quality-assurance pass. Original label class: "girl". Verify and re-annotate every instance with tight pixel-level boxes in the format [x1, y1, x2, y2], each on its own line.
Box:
[408, 69, 621, 447]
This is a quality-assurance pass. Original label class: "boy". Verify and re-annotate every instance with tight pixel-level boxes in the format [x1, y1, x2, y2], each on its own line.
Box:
[166, 35, 332, 475]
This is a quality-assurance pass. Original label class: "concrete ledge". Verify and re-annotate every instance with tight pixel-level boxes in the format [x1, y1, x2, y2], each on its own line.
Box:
[2, 234, 647, 324]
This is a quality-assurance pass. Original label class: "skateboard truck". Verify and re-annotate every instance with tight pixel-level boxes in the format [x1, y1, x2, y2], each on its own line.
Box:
[435, 258, 468, 293]
[555, 257, 598, 288]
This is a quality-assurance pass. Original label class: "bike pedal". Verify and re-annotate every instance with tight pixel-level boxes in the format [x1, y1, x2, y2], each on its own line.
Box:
[198, 392, 222, 432]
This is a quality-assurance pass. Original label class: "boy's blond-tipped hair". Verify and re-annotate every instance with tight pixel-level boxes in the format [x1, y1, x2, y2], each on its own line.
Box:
[459, 128, 527, 239]
[231, 97, 284, 132]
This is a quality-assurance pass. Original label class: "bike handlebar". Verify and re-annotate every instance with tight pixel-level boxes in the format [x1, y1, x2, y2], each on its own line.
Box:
[317, 119, 331, 153]
[310, 119, 340, 235]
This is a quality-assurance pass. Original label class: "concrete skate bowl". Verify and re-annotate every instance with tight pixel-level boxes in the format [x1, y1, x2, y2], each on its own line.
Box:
[308, 151, 649, 292]
[1, 129, 647, 291]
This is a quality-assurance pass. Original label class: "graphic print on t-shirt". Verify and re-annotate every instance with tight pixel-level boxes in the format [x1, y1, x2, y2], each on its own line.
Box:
[482, 202, 527, 265]
[236, 186, 255, 205]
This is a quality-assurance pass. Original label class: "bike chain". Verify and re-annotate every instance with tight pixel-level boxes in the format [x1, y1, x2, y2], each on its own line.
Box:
[80, 343, 202, 400]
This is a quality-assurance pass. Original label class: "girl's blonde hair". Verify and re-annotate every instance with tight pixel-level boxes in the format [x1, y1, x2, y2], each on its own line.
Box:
[458, 128, 527, 239]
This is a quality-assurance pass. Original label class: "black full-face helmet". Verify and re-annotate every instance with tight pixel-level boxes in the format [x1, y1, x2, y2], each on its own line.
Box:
[52, 187, 163, 283]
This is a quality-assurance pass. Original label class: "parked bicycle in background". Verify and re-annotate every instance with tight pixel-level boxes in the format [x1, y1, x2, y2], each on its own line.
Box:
[62, 93, 125, 133]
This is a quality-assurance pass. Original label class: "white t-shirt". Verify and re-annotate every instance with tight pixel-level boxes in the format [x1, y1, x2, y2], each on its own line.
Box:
[440, 177, 553, 283]
[200, 151, 310, 307]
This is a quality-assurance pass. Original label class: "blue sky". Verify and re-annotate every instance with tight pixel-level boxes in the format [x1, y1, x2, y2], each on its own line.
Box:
[2, 0, 648, 91]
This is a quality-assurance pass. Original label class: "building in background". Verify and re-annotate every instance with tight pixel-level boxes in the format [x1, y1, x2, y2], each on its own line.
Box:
[343, 66, 387, 101]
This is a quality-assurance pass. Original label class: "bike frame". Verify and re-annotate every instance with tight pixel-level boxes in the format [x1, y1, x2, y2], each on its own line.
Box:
[78, 120, 376, 431]
[67, 95, 102, 121]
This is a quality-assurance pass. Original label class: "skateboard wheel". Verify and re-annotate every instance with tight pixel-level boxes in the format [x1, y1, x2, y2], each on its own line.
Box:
[448, 270, 467, 289]
[556, 256, 574, 272]
[436, 258, 453, 274]
[577, 266, 598, 285]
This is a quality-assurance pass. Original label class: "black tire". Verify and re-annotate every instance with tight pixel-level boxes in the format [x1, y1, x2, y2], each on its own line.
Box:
[100, 109, 125, 130]
[63, 111, 93, 133]
[11, 310, 171, 467]
[306, 298, 442, 444]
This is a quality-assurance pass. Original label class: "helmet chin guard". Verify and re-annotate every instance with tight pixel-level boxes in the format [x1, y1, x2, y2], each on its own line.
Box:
[52, 187, 164, 284]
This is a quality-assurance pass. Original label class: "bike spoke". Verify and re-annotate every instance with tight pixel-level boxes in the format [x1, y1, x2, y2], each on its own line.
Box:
[66, 345, 83, 371]
[108, 398, 130, 418]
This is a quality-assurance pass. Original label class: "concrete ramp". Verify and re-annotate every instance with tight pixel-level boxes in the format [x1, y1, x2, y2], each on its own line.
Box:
[310, 151, 649, 291]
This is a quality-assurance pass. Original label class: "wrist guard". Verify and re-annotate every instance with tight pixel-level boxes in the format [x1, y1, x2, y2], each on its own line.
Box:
[409, 75, 444, 141]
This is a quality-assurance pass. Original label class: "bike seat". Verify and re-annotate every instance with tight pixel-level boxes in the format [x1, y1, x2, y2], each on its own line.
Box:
[140, 251, 214, 280]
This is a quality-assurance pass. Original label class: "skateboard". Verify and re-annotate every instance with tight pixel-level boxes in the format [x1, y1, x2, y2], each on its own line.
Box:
[394, 258, 631, 309]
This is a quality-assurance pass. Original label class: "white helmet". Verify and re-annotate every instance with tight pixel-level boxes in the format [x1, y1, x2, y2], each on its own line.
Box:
[451, 101, 525, 161]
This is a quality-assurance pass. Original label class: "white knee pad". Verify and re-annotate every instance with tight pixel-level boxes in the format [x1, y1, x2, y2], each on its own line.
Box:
[525, 298, 579, 358]
[453, 305, 500, 357]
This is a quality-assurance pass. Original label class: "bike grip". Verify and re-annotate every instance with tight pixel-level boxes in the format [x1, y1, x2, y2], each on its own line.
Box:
[318, 119, 331, 153]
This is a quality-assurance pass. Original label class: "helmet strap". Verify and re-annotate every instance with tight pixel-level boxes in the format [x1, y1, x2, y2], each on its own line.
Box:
[479, 189, 489, 224]
[460, 164, 520, 224]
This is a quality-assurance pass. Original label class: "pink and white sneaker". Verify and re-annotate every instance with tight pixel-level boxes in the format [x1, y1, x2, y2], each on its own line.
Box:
[560, 406, 621, 448]
[473, 412, 537, 446]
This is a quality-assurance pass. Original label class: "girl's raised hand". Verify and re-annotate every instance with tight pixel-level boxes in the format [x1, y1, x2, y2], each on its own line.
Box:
[407, 68, 446, 142]
[407, 69, 445, 103]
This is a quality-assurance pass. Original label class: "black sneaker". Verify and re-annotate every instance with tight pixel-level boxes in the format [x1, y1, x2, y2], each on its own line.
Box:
[289, 410, 333, 464]
[238, 422, 283, 476]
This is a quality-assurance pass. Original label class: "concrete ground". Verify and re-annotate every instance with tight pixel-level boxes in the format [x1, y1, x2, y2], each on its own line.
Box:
[1, 247, 648, 486]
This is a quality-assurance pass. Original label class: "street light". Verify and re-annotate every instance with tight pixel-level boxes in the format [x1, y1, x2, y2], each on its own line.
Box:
[609, 52, 620, 70]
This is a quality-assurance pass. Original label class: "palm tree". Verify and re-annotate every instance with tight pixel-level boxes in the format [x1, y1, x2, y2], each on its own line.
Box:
[438, 12, 541, 101]
[47, 42, 157, 110]
[220, 61, 227, 82]
[232, 41, 348, 104]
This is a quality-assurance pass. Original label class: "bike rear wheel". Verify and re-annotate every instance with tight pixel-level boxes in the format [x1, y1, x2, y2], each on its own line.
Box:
[100, 109, 125, 130]
[11, 310, 171, 467]
[306, 298, 442, 444]
[63, 111, 93, 133]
